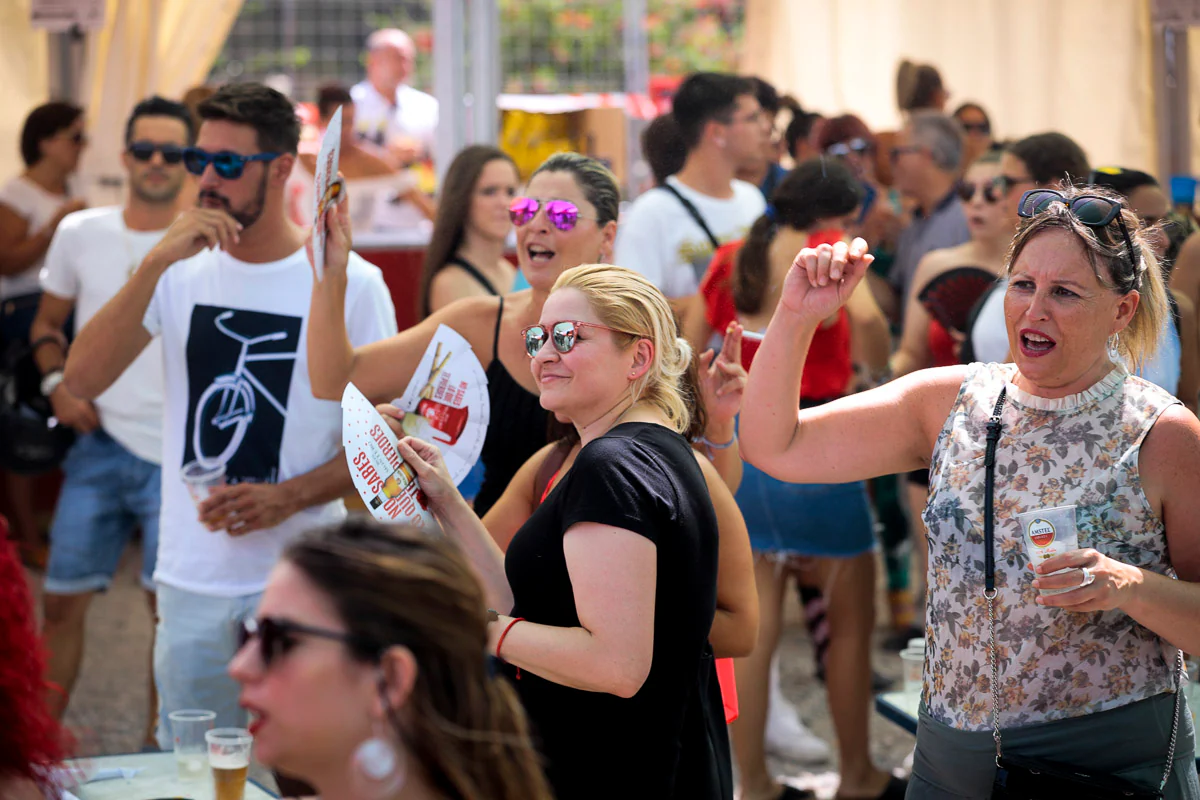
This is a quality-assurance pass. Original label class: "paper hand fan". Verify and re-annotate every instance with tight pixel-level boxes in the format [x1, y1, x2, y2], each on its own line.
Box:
[916, 266, 997, 334]
[342, 383, 435, 529]
[396, 325, 490, 486]
[311, 105, 343, 281]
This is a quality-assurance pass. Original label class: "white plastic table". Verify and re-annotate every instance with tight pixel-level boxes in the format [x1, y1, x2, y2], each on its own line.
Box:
[64, 751, 278, 799]
[875, 687, 1200, 768]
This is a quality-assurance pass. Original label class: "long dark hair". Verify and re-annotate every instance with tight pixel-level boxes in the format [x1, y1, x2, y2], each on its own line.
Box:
[285, 520, 553, 800]
[420, 145, 516, 319]
[734, 158, 862, 314]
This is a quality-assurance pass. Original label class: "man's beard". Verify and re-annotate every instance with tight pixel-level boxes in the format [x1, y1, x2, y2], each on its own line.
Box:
[197, 169, 269, 229]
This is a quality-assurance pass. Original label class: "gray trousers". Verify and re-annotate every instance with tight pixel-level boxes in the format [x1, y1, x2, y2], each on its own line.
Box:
[907, 693, 1200, 799]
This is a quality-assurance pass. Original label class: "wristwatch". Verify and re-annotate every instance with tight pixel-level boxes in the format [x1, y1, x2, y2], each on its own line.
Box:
[40, 369, 66, 397]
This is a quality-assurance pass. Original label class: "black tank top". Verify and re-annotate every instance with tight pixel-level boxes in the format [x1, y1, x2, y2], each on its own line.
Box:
[473, 295, 552, 516]
[422, 256, 502, 318]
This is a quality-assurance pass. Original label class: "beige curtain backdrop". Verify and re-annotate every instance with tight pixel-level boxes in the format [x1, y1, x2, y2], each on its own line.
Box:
[744, 0, 1158, 173]
[0, 0, 51, 185]
[79, 0, 243, 205]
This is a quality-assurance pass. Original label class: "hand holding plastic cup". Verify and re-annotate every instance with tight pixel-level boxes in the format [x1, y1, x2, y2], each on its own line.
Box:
[168, 709, 215, 781]
[207, 727, 253, 800]
[182, 460, 227, 507]
[1018, 505, 1079, 596]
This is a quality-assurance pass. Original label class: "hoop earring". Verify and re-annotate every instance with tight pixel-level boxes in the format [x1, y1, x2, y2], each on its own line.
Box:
[1106, 334, 1122, 362]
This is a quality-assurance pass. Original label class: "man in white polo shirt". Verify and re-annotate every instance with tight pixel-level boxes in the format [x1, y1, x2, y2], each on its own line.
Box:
[350, 27, 438, 166]
[64, 83, 398, 745]
[31, 96, 192, 747]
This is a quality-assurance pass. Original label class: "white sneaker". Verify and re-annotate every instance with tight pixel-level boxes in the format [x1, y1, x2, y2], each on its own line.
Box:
[765, 656, 831, 764]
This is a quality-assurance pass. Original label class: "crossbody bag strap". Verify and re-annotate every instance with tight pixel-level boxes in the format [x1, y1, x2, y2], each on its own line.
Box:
[983, 387, 1006, 763]
[658, 183, 722, 250]
[984, 384, 1185, 790]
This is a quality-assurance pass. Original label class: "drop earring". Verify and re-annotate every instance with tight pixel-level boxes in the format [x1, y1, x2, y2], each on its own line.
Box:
[1106, 334, 1122, 362]
[350, 722, 406, 799]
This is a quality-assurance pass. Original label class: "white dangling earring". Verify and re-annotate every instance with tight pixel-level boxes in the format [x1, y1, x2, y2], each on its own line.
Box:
[350, 724, 407, 799]
[1106, 334, 1122, 362]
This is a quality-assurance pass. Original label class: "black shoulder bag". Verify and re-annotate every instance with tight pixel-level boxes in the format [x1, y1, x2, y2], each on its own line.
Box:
[657, 183, 722, 251]
[983, 389, 1184, 799]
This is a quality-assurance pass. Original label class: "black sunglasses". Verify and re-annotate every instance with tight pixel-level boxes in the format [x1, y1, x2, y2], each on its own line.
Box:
[239, 616, 373, 668]
[127, 141, 185, 164]
[956, 177, 1006, 205]
[1017, 189, 1138, 276]
[960, 122, 991, 136]
[183, 147, 281, 179]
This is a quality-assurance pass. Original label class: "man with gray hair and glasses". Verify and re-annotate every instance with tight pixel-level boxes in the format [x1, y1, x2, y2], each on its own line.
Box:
[886, 110, 971, 322]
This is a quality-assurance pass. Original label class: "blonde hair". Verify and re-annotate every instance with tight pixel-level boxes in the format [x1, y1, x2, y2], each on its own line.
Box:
[552, 264, 693, 434]
[1005, 183, 1168, 370]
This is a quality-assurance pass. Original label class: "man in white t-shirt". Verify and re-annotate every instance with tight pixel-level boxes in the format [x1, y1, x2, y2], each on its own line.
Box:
[31, 96, 193, 748]
[350, 28, 438, 166]
[63, 84, 398, 746]
[613, 73, 768, 303]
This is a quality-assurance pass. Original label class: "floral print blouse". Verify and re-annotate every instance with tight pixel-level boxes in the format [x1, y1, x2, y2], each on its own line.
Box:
[922, 362, 1180, 731]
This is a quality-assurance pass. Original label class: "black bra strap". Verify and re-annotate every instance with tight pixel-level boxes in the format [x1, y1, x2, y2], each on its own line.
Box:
[492, 294, 505, 362]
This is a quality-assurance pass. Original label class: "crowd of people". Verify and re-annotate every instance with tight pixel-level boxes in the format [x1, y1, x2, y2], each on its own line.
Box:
[0, 35, 1198, 800]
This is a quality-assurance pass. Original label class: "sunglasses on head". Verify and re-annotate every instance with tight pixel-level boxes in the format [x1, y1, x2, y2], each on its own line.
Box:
[239, 616, 370, 669]
[521, 320, 639, 359]
[825, 138, 871, 158]
[127, 141, 185, 164]
[509, 197, 594, 231]
[956, 177, 1007, 204]
[183, 147, 281, 179]
[1017, 188, 1138, 275]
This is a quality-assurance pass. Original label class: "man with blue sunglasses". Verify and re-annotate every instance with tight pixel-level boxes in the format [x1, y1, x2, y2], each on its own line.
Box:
[63, 83, 398, 758]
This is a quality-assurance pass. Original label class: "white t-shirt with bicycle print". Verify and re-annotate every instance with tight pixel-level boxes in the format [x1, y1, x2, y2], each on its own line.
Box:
[144, 247, 397, 597]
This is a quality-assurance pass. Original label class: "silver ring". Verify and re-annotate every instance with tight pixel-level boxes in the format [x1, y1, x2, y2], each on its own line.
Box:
[1079, 566, 1095, 588]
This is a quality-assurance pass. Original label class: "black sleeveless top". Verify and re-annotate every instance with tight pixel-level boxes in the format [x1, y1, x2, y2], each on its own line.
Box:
[473, 296, 552, 516]
[421, 255, 502, 318]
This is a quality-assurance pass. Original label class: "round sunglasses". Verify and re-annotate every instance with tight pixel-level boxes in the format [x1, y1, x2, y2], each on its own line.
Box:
[956, 177, 1007, 205]
[183, 147, 281, 180]
[521, 320, 640, 359]
[509, 197, 597, 231]
[239, 616, 373, 669]
[127, 141, 185, 164]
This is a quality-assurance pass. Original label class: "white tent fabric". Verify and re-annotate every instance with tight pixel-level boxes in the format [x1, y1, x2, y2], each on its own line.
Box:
[0, 0, 51, 183]
[743, 0, 1159, 173]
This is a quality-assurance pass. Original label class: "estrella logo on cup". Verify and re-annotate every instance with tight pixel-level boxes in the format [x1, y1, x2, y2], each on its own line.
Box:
[1028, 518, 1056, 548]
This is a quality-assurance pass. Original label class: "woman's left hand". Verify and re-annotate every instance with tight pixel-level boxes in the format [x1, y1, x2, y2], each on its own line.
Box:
[698, 322, 747, 427]
[1032, 548, 1143, 612]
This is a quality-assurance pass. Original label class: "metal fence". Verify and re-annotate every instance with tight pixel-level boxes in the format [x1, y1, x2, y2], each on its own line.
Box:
[211, 0, 744, 103]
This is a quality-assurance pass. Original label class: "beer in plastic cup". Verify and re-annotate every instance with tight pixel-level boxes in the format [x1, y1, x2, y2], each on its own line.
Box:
[207, 727, 253, 800]
[1016, 505, 1078, 596]
[168, 709, 215, 781]
[181, 461, 227, 507]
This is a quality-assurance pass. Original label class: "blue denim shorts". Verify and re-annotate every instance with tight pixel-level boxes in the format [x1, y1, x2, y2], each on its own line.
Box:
[45, 429, 161, 594]
[736, 460, 876, 558]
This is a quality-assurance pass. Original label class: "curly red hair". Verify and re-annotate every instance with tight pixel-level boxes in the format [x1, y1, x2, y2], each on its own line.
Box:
[0, 516, 65, 784]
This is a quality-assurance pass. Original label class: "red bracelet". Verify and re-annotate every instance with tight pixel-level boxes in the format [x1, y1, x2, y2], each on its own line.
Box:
[496, 617, 525, 679]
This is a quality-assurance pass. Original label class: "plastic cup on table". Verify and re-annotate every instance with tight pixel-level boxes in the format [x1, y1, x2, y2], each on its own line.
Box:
[207, 727, 254, 800]
[168, 709, 216, 781]
[899, 648, 925, 694]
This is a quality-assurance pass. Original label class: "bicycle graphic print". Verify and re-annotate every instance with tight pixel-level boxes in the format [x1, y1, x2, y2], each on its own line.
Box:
[184, 306, 301, 479]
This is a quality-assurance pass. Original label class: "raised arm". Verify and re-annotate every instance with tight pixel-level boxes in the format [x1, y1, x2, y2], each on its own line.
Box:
[741, 239, 963, 484]
[65, 208, 241, 400]
[306, 198, 490, 403]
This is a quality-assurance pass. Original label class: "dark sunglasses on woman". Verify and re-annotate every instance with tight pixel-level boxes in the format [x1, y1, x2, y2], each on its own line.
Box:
[508, 197, 596, 231]
[825, 138, 871, 158]
[959, 122, 991, 136]
[521, 320, 639, 358]
[127, 141, 185, 164]
[239, 616, 370, 668]
[1018, 189, 1137, 272]
[956, 177, 1006, 205]
[183, 147, 281, 180]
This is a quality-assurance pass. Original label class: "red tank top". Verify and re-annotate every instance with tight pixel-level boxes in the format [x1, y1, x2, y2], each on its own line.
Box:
[928, 318, 958, 368]
[700, 232, 853, 401]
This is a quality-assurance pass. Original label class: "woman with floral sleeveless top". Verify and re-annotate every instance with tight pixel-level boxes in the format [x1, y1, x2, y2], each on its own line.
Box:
[741, 185, 1200, 799]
